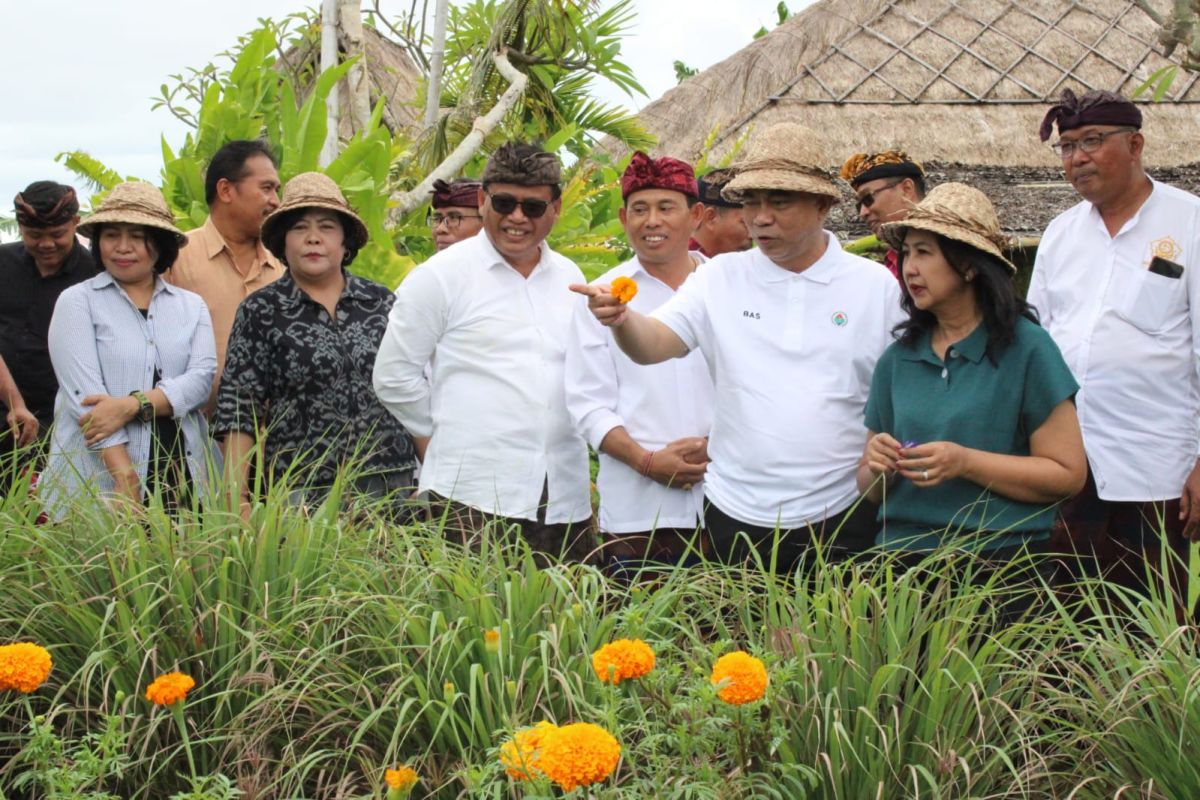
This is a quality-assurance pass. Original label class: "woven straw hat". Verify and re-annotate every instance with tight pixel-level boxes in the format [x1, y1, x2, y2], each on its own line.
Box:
[723, 123, 840, 202]
[879, 183, 1016, 275]
[76, 182, 187, 246]
[261, 172, 369, 256]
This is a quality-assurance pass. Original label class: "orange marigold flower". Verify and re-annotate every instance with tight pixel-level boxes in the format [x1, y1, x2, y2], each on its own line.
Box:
[0, 642, 52, 693]
[710, 651, 768, 705]
[385, 765, 419, 791]
[500, 721, 558, 781]
[610, 276, 638, 304]
[484, 628, 501, 653]
[144, 672, 196, 706]
[538, 722, 621, 792]
[591, 638, 655, 685]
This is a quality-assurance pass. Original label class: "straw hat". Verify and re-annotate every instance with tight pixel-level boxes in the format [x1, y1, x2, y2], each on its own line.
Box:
[261, 172, 369, 258]
[723, 123, 841, 202]
[879, 183, 1016, 275]
[76, 182, 187, 246]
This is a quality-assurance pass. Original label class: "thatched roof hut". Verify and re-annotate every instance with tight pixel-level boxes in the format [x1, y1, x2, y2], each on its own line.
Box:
[629, 0, 1200, 236]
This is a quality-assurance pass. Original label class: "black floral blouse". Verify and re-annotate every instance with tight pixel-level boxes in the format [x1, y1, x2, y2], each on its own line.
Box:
[212, 270, 416, 490]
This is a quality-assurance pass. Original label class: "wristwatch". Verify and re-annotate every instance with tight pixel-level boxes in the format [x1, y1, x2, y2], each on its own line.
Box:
[129, 390, 154, 423]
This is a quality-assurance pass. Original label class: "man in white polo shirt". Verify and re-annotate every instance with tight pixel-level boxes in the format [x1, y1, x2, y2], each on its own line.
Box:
[1029, 88, 1200, 616]
[572, 123, 904, 570]
[565, 152, 712, 574]
[373, 141, 593, 558]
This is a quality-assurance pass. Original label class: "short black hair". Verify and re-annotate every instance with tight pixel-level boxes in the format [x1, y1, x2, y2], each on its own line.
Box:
[89, 224, 181, 275]
[204, 140, 278, 206]
[262, 207, 359, 267]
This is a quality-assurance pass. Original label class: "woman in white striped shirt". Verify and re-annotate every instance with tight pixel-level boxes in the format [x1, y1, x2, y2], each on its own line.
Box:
[40, 182, 216, 517]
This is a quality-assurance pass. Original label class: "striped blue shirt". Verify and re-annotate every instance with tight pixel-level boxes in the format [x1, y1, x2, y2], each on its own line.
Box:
[40, 271, 217, 514]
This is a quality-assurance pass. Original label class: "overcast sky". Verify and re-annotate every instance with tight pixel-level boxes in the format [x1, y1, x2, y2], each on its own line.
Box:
[4, 1, 800, 203]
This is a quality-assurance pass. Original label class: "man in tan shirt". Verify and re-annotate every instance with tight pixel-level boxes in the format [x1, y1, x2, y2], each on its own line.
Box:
[167, 140, 284, 408]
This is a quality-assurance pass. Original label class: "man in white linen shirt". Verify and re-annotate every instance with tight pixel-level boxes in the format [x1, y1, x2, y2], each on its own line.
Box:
[572, 123, 904, 571]
[565, 152, 712, 574]
[373, 141, 593, 559]
[1029, 88, 1200, 617]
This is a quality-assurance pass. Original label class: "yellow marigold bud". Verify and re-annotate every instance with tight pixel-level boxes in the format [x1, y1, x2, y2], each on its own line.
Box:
[144, 672, 195, 707]
[591, 639, 655, 685]
[0, 642, 52, 694]
[710, 651, 768, 705]
[499, 721, 558, 781]
[443, 681, 455, 703]
[610, 276, 638, 304]
[537, 722, 621, 792]
[505, 679, 518, 699]
[385, 765, 419, 796]
[484, 629, 500, 654]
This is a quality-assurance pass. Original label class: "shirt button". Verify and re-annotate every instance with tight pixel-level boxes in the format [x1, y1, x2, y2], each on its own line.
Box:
[941, 368, 948, 379]
[948, 348, 957, 358]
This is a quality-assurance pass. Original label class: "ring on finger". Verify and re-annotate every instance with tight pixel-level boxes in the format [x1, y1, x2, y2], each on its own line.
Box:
[922, 469, 929, 481]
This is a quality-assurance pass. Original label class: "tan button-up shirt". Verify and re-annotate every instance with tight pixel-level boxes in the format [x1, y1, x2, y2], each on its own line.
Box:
[165, 217, 284, 408]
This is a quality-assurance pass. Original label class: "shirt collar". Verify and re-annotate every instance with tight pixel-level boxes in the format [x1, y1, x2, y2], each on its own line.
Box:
[900, 321, 988, 364]
[277, 268, 372, 308]
[22, 240, 91, 278]
[201, 216, 277, 267]
[1085, 178, 1161, 239]
[754, 231, 841, 285]
[89, 270, 179, 296]
[478, 230, 555, 276]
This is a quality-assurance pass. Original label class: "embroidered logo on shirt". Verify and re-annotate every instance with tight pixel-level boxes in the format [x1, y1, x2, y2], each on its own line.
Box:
[1149, 236, 1183, 264]
[831, 311, 848, 327]
[742, 310, 761, 319]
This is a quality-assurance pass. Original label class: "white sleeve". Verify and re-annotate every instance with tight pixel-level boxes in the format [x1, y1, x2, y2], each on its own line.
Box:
[372, 265, 447, 438]
[1027, 231, 1053, 328]
[564, 292, 624, 450]
[156, 298, 217, 419]
[649, 265, 710, 351]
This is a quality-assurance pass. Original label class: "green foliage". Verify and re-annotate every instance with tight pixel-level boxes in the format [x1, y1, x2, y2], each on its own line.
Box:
[9, 705, 128, 799]
[673, 61, 699, 84]
[754, 2, 793, 39]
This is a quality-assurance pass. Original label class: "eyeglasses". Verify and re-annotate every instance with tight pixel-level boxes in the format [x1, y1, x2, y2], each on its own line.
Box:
[486, 192, 551, 219]
[855, 181, 903, 212]
[1050, 127, 1137, 158]
[428, 211, 482, 229]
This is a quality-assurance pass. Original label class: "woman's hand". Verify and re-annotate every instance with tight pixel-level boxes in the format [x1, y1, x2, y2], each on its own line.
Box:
[79, 394, 138, 446]
[6, 406, 39, 448]
[865, 432, 903, 479]
[898, 441, 969, 487]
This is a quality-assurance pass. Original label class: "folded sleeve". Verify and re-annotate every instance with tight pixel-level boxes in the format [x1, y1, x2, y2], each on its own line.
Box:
[372, 264, 446, 438]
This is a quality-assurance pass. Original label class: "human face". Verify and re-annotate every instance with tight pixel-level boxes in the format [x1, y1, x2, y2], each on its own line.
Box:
[430, 205, 483, 251]
[855, 177, 916, 236]
[619, 188, 700, 266]
[19, 217, 79, 274]
[700, 206, 752, 255]
[480, 183, 560, 271]
[284, 209, 346, 282]
[740, 190, 832, 271]
[900, 229, 973, 317]
[1057, 124, 1142, 207]
[98, 223, 157, 287]
[219, 154, 281, 236]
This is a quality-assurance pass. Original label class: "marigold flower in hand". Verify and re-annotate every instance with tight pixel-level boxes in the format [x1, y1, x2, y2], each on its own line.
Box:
[610, 276, 638, 304]
[538, 722, 621, 792]
[385, 765, 419, 797]
[500, 720, 558, 780]
[145, 672, 196, 706]
[591, 638, 655, 685]
[0, 642, 52, 693]
[710, 651, 768, 705]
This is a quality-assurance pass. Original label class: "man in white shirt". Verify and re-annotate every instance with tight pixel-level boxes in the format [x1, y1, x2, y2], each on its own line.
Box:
[572, 123, 904, 571]
[1029, 88, 1200, 616]
[565, 152, 712, 573]
[373, 142, 593, 558]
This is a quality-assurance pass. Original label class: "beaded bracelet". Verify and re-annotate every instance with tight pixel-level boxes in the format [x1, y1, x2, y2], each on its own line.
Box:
[640, 450, 655, 477]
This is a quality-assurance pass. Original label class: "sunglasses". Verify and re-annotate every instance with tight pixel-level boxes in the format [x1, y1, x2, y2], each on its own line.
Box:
[855, 181, 902, 212]
[486, 192, 551, 219]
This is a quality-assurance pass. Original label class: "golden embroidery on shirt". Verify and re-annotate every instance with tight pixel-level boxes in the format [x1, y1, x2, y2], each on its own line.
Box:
[1149, 236, 1182, 264]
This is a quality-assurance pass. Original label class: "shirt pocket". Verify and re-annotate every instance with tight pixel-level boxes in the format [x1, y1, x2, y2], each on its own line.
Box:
[1114, 267, 1187, 334]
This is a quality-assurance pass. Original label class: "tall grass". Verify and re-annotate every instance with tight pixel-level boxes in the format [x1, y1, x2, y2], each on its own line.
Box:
[1, 468, 1198, 798]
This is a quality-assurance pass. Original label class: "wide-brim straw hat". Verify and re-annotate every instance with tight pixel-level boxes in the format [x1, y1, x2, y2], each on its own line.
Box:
[723, 123, 841, 202]
[76, 181, 187, 246]
[879, 183, 1017, 275]
[261, 172, 369, 256]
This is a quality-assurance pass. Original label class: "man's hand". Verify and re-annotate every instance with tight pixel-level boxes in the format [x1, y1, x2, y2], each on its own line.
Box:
[569, 283, 629, 328]
[413, 435, 431, 464]
[1180, 459, 1200, 540]
[79, 394, 138, 447]
[645, 437, 709, 489]
[897, 441, 969, 488]
[6, 406, 39, 448]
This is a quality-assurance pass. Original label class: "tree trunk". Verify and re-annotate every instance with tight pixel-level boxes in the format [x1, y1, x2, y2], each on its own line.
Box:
[338, 0, 371, 134]
[424, 0, 449, 128]
[319, 0, 341, 166]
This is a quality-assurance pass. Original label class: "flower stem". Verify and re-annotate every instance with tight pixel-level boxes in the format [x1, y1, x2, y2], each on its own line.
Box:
[170, 701, 197, 781]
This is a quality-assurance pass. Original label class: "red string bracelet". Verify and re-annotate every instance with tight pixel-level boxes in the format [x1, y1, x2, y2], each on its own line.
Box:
[640, 450, 655, 477]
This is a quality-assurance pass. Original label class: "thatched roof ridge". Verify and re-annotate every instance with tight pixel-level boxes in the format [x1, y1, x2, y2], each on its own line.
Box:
[634, 0, 1200, 168]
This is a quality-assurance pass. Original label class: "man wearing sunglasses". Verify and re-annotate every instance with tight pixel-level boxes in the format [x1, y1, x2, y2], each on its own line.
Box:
[840, 150, 926, 284]
[428, 178, 483, 251]
[374, 141, 593, 559]
[1030, 88, 1200, 620]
